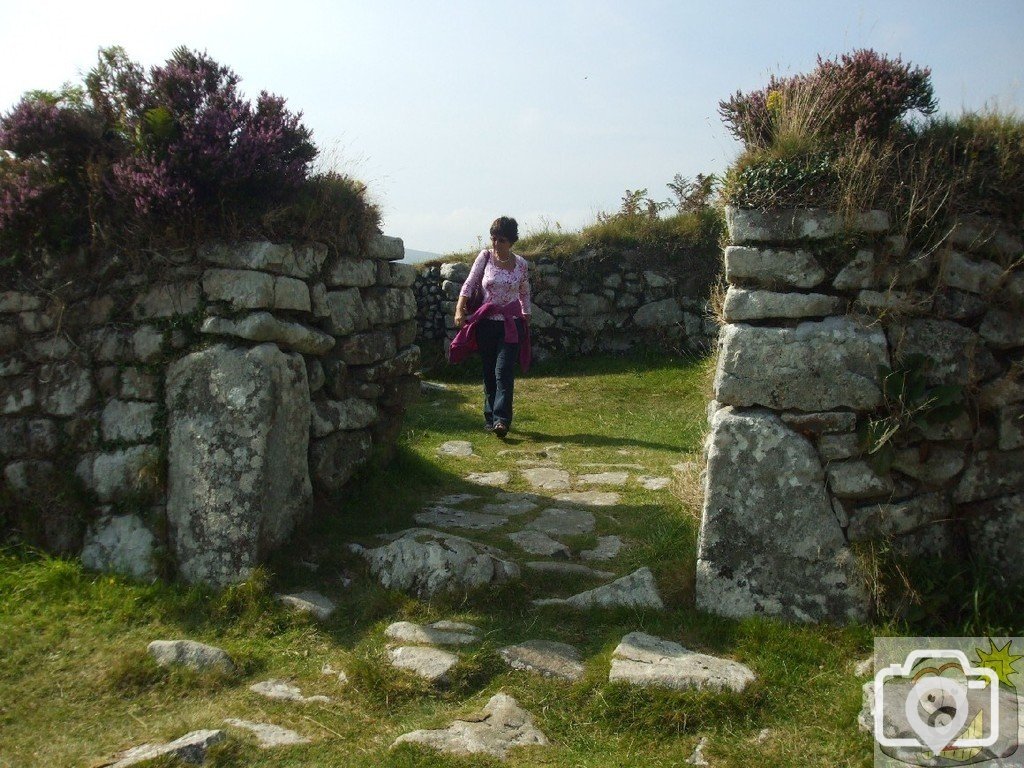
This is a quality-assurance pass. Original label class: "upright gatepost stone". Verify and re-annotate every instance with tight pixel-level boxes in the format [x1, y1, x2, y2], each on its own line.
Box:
[165, 343, 312, 587]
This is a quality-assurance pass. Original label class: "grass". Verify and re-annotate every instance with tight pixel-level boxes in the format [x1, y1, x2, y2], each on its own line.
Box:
[4, 350, 886, 767]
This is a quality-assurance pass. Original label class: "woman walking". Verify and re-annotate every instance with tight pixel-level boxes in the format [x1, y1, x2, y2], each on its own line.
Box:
[450, 216, 531, 438]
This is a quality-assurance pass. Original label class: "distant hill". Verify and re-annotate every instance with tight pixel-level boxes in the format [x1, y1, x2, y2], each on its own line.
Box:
[402, 248, 443, 264]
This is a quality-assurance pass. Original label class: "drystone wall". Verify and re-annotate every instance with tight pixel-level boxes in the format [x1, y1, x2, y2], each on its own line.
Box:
[0, 235, 420, 586]
[413, 248, 721, 357]
[699, 207, 1024, 623]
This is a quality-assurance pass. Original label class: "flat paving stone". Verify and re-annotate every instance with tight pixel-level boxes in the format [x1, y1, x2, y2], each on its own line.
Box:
[534, 567, 664, 610]
[499, 639, 585, 681]
[249, 679, 331, 703]
[392, 693, 548, 759]
[434, 493, 480, 506]
[465, 471, 511, 486]
[389, 646, 459, 683]
[525, 561, 614, 578]
[554, 490, 621, 506]
[276, 590, 336, 621]
[577, 471, 629, 486]
[581, 463, 646, 470]
[482, 498, 539, 516]
[637, 476, 671, 490]
[527, 508, 596, 537]
[224, 719, 310, 748]
[507, 530, 571, 558]
[438, 441, 475, 457]
[414, 506, 508, 530]
[580, 535, 624, 561]
[522, 467, 571, 490]
[609, 631, 755, 693]
[385, 620, 482, 646]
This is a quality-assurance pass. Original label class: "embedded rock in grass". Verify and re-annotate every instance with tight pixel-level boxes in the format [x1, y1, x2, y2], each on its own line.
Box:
[527, 508, 596, 537]
[385, 621, 482, 646]
[525, 562, 614, 578]
[389, 646, 459, 683]
[224, 719, 310, 748]
[715, 317, 889, 411]
[577, 471, 629, 486]
[433, 493, 480, 506]
[609, 632, 755, 693]
[465, 471, 511, 486]
[507, 530, 571, 558]
[534, 567, 664, 610]
[482, 495, 540, 516]
[686, 737, 710, 767]
[414, 506, 509, 530]
[580, 535, 624, 561]
[697, 407, 869, 623]
[522, 467, 571, 490]
[276, 591, 336, 621]
[147, 640, 236, 674]
[166, 343, 311, 587]
[438, 440, 475, 457]
[351, 528, 520, 596]
[553, 491, 621, 507]
[80, 513, 157, 581]
[637, 476, 670, 490]
[105, 729, 224, 768]
[392, 693, 549, 759]
[250, 679, 331, 703]
[499, 639, 585, 681]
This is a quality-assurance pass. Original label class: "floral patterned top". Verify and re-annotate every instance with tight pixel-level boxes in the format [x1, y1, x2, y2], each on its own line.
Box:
[459, 250, 532, 321]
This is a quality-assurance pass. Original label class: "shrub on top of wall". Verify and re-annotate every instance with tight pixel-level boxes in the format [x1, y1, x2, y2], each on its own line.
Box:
[719, 49, 1024, 243]
[0, 46, 379, 275]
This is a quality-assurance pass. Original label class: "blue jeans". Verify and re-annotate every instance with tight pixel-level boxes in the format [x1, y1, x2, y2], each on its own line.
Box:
[477, 319, 522, 427]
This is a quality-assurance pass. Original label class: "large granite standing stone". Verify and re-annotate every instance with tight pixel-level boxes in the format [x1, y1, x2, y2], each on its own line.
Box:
[165, 343, 312, 587]
[697, 407, 869, 622]
[715, 317, 888, 411]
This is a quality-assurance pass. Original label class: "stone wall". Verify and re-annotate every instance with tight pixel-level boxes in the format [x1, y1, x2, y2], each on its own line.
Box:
[0, 235, 420, 586]
[698, 207, 1024, 623]
[413, 247, 721, 357]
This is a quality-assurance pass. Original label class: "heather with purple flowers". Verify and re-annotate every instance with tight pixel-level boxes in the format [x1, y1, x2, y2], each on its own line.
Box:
[0, 45, 340, 267]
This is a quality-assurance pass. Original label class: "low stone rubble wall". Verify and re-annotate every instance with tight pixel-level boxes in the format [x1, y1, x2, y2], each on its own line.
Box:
[698, 207, 1024, 622]
[413, 248, 721, 357]
[0, 235, 420, 586]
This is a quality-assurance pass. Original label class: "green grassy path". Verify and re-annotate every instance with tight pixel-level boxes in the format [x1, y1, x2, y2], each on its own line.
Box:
[0, 352, 875, 767]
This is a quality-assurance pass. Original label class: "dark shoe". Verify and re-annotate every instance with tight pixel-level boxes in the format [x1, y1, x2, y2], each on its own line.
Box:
[493, 422, 508, 438]
[484, 423, 496, 433]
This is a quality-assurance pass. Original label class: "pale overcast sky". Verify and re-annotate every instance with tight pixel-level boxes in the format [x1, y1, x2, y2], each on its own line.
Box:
[1, 1, 1021, 254]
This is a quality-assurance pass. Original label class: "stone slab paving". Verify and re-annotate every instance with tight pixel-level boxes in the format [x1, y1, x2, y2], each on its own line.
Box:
[525, 562, 615, 579]
[276, 590, 336, 620]
[434, 493, 480, 506]
[481, 497, 539, 516]
[499, 639, 585, 681]
[577, 471, 629, 486]
[224, 718, 310, 748]
[526, 508, 596, 537]
[147, 639, 236, 673]
[106, 729, 225, 768]
[465, 471, 511, 486]
[392, 693, 549, 759]
[580, 463, 646, 470]
[352, 529, 520, 596]
[533, 567, 664, 610]
[385, 620, 482, 646]
[637, 476, 671, 490]
[414, 506, 509, 531]
[250, 679, 332, 703]
[438, 440, 475, 458]
[554, 490, 621, 506]
[507, 530, 571, 558]
[608, 631, 755, 692]
[389, 646, 459, 684]
[580, 535, 624, 561]
[521, 467, 571, 490]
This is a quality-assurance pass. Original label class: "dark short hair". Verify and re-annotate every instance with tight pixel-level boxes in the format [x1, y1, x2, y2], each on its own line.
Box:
[489, 216, 519, 244]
